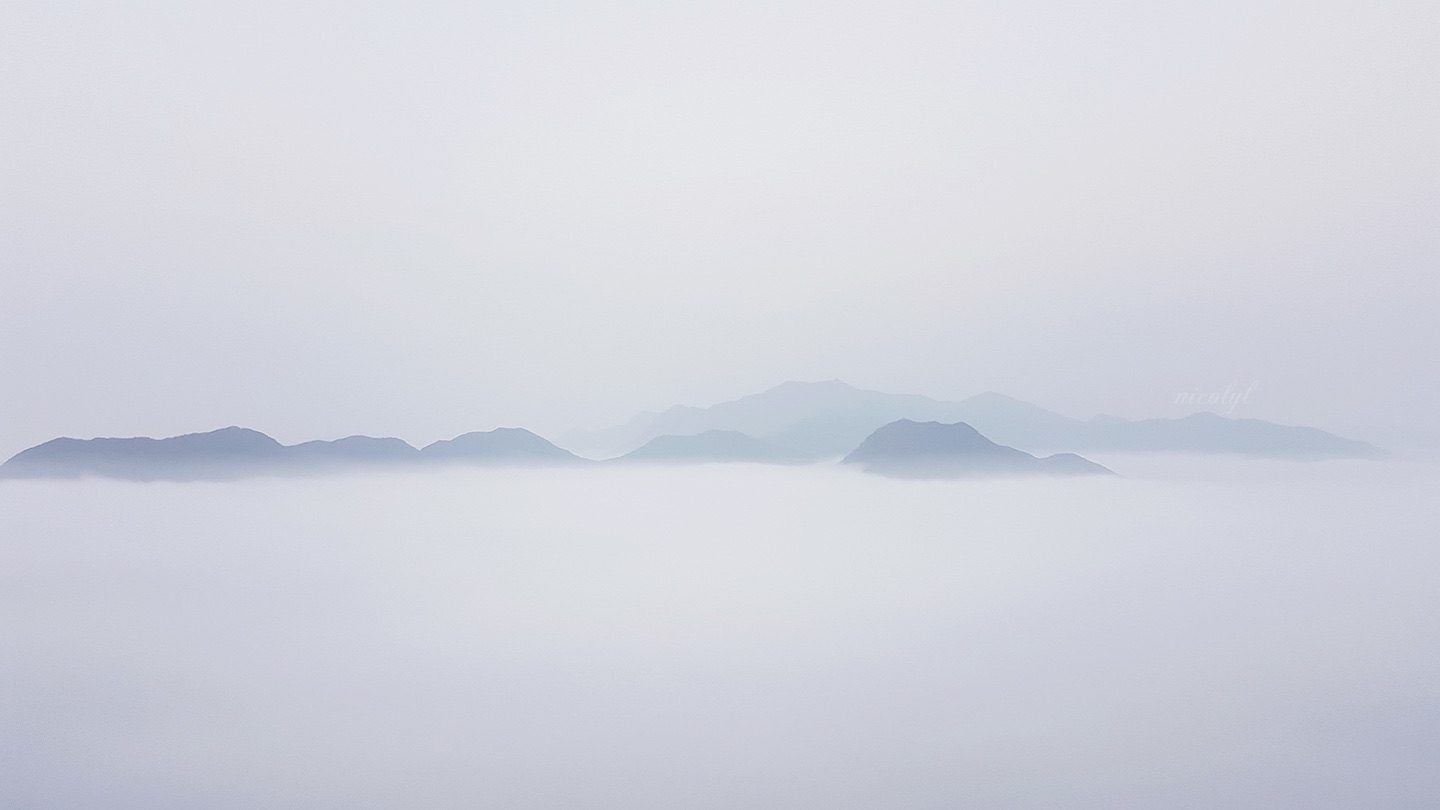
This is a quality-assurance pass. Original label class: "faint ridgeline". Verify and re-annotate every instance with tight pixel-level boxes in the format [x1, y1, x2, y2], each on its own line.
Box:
[616, 430, 814, 465]
[563, 380, 1385, 461]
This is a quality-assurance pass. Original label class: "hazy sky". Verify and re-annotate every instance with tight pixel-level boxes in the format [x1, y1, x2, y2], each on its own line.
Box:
[3, 0, 1437, 454]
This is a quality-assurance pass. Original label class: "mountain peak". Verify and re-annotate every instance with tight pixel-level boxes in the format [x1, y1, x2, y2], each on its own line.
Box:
[851, 419, 999, 454]
[0, 426, 287, 481]
[421, 427, 580, 464]
[843, 419, 1112, 478]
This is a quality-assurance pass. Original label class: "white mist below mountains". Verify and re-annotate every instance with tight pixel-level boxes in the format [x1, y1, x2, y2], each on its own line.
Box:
[7, 461, 1439, 806]
[0, 380, 1380, 481]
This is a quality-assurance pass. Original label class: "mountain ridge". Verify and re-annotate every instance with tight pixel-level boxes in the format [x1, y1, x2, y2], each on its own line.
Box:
[0, 426, 581, 481]
[843, 419, 1114, 478]
[1, 380, 1389, 480]
[564, 380, 1384, 460]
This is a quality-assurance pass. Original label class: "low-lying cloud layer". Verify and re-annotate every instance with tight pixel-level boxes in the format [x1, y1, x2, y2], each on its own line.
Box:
[4, 459, 1437, 807]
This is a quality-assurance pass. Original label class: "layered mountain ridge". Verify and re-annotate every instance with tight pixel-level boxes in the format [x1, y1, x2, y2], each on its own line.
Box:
[0, 426, 581, 481]
[564, 380, 1383, 460]
[1, 380, 1385, 481]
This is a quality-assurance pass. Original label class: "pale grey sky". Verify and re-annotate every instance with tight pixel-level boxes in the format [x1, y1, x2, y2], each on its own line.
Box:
[3, 0, 1437, 455]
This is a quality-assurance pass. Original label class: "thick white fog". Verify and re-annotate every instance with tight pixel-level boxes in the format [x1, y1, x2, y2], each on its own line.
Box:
[4, 459, 1438, 807]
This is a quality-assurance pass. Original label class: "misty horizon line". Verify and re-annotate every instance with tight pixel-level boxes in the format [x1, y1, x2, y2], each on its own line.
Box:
[0, 379, 1391, 481]
[1, 377, 1380, 457]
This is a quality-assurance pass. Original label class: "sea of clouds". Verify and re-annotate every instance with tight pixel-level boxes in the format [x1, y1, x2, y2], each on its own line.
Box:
[4, 458, 1438, 808]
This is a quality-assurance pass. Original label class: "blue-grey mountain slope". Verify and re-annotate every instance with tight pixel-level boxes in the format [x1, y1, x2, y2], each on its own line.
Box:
[843, 420, 1113, 479]
[1078, 411, 1383, 457]
[419, 428, 583, 465]
[0, 427, 292, 481]
[563, 380, 956, 459]
[1, 426, 579, 480]
[566, 380, 1383, 460]
[617, 430, 814, 465]
[285, 435, 422, 469]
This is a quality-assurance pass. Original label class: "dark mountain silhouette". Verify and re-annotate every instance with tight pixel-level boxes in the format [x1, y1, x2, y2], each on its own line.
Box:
[2, 426, 578, 480]
[566, 380, 1383, 460]
[843, 420, 1113, 479]
[419, 428, 582, 465]
[1, 381, 1385, 481]
[618, 430, 813, 465]
[0, 427, 290, 481]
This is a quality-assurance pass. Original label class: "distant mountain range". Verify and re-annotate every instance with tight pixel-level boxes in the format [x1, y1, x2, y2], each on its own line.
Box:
[0, 426, 581, 481]
[0, 380, 1385, 481]
[2, 420, 1111, 481]
[843, 420, 1112, 479]
[563, 380, 1384, 460]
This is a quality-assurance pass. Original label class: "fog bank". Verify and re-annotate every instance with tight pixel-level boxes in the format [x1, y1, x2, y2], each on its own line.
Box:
[3, 460, 1438, 807]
